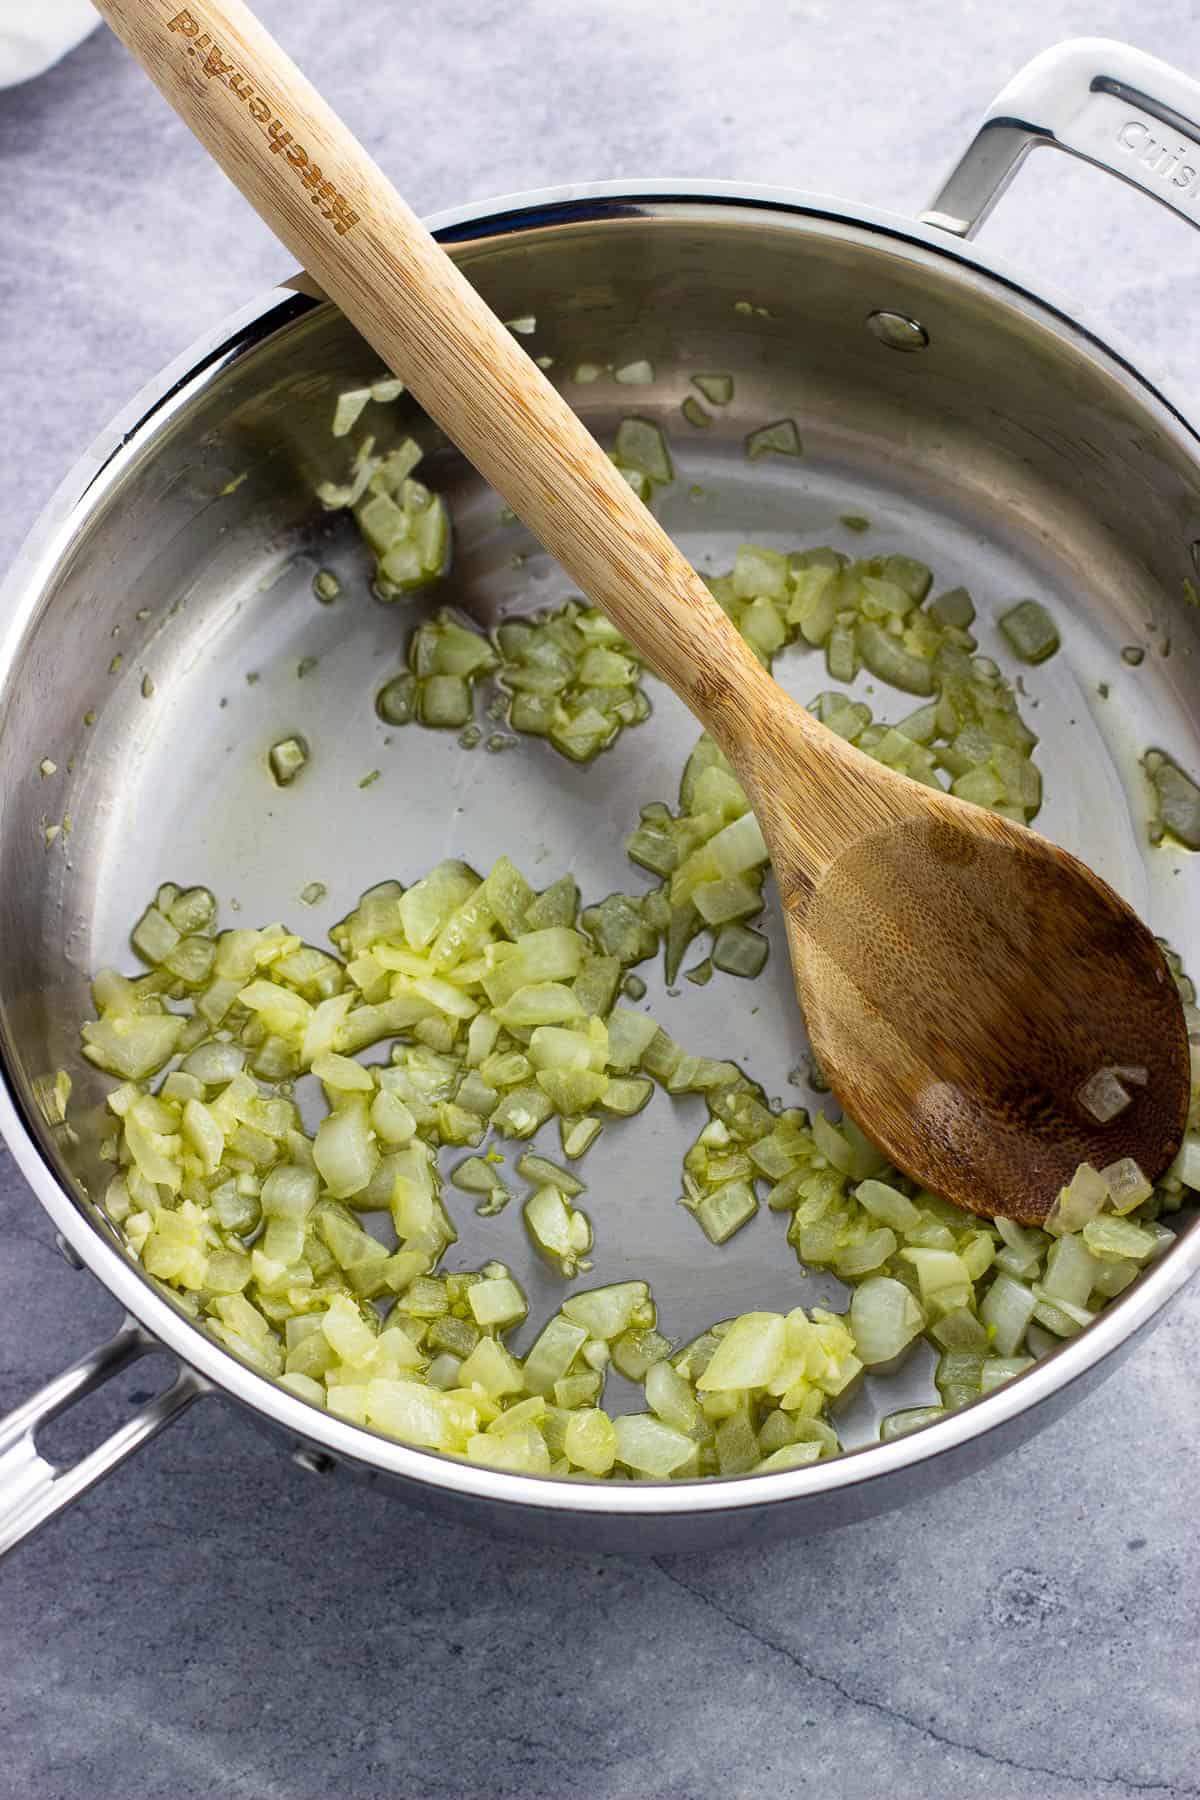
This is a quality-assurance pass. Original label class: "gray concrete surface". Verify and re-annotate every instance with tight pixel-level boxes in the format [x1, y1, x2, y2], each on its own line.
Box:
[1, 3, 1199, 1796]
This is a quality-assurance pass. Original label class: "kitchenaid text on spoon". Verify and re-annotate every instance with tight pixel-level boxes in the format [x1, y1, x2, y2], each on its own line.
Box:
[167, 8, 359, 233]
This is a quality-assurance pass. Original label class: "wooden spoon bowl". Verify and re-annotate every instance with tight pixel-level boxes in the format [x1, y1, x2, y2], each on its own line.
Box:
[783, 795, 1188, 1222]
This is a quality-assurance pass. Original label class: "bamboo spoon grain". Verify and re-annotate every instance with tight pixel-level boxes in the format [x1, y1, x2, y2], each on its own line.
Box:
[94, 0, 1190, 1223]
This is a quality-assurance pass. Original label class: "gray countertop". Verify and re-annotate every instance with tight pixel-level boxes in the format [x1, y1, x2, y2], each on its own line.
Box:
[2, 4, 1200, 1796]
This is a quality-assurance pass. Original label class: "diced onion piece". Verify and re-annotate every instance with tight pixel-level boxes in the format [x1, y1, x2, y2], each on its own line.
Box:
[848, 1277, 924, 1365]
[523, 1185, 592, 1278]
[612, 1413, 694, 1476]
[609, 1327, 672, 1381]
[613, 416, 673, 484]
[32, 1068, 72, 1127]
[692, 371, 734, 406]
[856, 620, 936, 696]
[556, 1113, 601, 1160]
[992, 1215, 1044, 1279]
[930, 586, 975, 629]
[979, 1356, 1034, 1395]
[313, 1051, 374, 1091]
[331, 387, 372, 437]
[644, 1359, 704, 1436]
[1076, 1067, 1132, 1123]
[899, 1247, 970, 1300]
[517, 1151, 584, 1197]
[313, 1102, 378, 1198]
[320, 1294, 377, 1366]
[522, 1314, 588, 1394]
[855, 1178, 921, 1232]
[998, 599, 1059, 664]
[745, 418, 802, 461]
[269, 737, 308, 787]
[1031, 1287, 1096, 1337]
[364, 1379, 452, 1447]
[811, 1112, 887, 1180]
[82, 1013, 183, 1080]
[563, 1407, 618, 1475]
[1093, 1159, 1151, 1216]
[458, 1336, 524, 1397]
[377, 673, 417, 725]
[683, 1178, 758, 1244]
[756, 1442, 822, 1472]
[1041, 1233, 1102, 1308]
[1144, 750, 1200, 850]
[1044, 1161, 1109, 1235]
[711, 926, 768, 979]
[467, 1275, 528, 1329]
[1081, 1214, 1160, 1262]
[1170, 1132, 1200, 1190]
[316, 436, 381, 511]
[979, 1272, 1037, 1356]
[260, 1163, 318, 1219]
[562, 1281, 652, 1341]
[697, 1313, 785, 1391]
[599, 1076, 653, 1116]
[554, 1372, 602, 1410]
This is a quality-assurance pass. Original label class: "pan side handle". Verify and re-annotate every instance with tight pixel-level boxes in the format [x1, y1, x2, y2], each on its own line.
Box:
[0, 1319, 204, 1559]
[922, 38, 1200, 239]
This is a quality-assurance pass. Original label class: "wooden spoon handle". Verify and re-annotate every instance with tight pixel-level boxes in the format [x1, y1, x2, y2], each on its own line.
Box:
[94, 0, 782, 740]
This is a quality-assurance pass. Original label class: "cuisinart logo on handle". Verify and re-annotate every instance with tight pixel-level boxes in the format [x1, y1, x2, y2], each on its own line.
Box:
[1115, 117, 1200, 201]
[167, 9, 360, 235]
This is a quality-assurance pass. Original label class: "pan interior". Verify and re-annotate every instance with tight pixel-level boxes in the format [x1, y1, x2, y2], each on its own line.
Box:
[3, 202, 1199, 1452]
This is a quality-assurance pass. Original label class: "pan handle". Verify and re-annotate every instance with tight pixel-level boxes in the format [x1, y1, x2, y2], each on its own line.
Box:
[0, 1318, 204, 1559]
[922, 38, 1200, 239]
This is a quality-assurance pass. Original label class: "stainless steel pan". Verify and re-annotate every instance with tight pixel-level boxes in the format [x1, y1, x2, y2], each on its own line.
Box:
[3, 38, 1200, 1557]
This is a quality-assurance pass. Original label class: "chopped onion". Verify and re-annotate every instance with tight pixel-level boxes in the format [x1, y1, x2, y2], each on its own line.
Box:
[697, 1313, 785, 1391]
[683, 1177, 758, 1244]
[1099, 1156, 1153, 1214]
[612, 1413, 694, 1476]
[612, 416, 673, 484]
[880, 1405, 946, 1442]
[711, 924, 768, 979]
[979, 1356, 1034, 1395]
[268, 737, 308, 787]
[1144, 750, 1200, 850]
[76, 446, 1184, 1481]
[331, 387, 372, 438]
[1076, 1067, 1132, 1123]
[998, 599, 1060, 664]
[523, 1185, 593, 1278]
[692, 372, 734, 406]
[564, 1407, 617, 1474]
[1045, 1162, 1109, 1235]
[849, 1277, 924, 1365]
[979, 1272, 1036, 1356]
[745, 418, 802, 461]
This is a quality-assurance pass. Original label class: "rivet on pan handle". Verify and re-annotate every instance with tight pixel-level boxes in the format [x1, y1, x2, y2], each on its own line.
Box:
[0, 1319, 204, 1560]
[921, 38, 1200, 240]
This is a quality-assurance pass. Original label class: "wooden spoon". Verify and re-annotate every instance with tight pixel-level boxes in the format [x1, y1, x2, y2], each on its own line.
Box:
[95, 0, 1190, 1223]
